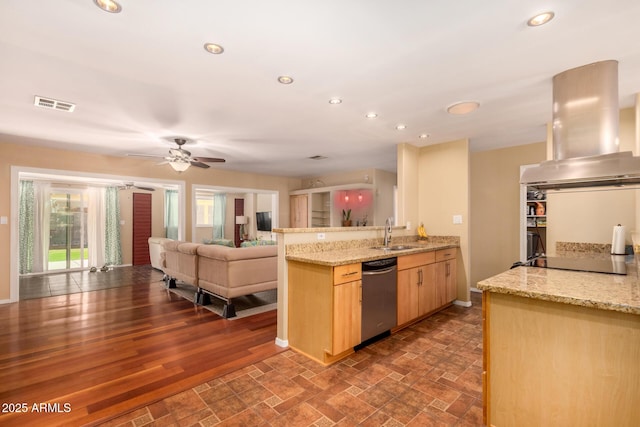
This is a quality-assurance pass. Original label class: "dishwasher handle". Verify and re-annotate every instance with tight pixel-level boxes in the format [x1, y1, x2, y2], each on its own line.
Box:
[362, 266, 397, 276]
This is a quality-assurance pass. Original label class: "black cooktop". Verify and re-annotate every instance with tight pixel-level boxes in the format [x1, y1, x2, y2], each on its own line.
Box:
[527, 256, 627, 275]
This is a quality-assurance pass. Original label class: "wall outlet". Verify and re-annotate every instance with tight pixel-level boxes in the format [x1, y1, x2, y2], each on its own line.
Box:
[317, 233, 325, 240]
[453, 215, 463, 224]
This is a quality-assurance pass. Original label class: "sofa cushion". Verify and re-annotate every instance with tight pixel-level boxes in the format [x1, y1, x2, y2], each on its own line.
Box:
[197, 244, 276, 261]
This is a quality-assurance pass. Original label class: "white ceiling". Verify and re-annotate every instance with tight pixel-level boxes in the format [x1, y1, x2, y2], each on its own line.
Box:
[2, 0, 640, 178]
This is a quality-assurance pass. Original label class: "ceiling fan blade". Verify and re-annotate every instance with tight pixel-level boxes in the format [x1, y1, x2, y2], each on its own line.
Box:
[134, 186, 156, 191]
[127, 153, 166, 159]
[190, 161, 210, 168]
[191, 156, 226, 163]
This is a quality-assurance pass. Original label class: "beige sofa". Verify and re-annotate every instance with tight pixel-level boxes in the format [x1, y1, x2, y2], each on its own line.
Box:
[160, 240, 277, 317]
[196, 244, 277, 317]
[161, 240, 200, 289]
[148, 237, 172, 271]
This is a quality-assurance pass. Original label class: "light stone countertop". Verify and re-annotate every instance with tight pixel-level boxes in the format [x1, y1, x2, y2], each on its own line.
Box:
[285, 241, 458, 267]
[477, 260, 640, 315]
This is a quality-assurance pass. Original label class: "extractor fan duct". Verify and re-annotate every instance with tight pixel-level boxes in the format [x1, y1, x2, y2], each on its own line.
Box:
[521, 60, 640, 190]
[128, 138, 225, 172]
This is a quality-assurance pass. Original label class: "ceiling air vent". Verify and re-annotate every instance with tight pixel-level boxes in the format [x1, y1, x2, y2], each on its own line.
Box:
[34, 96, 76, 112]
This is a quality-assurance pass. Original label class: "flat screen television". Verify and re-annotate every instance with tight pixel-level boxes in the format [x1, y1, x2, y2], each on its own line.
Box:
[256, 211, 272, 231]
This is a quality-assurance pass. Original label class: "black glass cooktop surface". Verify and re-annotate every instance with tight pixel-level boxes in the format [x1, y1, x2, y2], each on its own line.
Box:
[528, 256, 627, 275]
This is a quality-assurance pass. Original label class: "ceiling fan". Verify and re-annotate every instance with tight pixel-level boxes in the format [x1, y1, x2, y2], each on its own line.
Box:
[117, 182, 156, 191]
[128, 138, 226, 172]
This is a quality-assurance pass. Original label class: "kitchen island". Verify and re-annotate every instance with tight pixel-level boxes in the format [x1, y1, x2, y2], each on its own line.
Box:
[285, 238, 460, 365]
[478, 258, 640, 426]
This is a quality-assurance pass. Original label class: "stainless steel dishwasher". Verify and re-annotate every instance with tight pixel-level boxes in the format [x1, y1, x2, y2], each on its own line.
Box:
[360, 257, 397, 344]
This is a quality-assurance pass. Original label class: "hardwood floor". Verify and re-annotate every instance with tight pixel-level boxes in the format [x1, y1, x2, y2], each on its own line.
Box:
[0, 267, 283, 426]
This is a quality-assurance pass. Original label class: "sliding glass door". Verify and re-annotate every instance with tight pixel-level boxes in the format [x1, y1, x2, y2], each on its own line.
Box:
[49, 191, 88, 271]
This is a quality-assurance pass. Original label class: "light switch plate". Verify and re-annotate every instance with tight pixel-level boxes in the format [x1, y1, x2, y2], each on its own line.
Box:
[453, 215, 463, 224]
[317, 233, 325, 240]
[0, 216, 7, 225]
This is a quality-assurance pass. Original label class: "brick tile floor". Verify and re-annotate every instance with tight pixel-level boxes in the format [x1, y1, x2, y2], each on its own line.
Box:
[104, 292, 483, 426]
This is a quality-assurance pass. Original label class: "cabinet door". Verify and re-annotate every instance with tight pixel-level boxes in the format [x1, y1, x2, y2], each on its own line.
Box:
[436, 259, 457, 306]
[445, 259, 457, 303]
[419, 263, 437, 315]
[289, 194, 308, 228]
[397, 267, 420, 325]
[332, 280, 361, 355]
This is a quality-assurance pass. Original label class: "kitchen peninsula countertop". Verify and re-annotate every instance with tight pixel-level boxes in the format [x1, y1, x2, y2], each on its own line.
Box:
[285, 240, 458, 267]
[477, 255, 640, 315]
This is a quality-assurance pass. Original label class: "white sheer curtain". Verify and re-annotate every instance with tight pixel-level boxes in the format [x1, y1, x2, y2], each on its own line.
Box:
[165, 189, 179, 240]
[212, 193, 226, 239]
[87, 187, 106, 268]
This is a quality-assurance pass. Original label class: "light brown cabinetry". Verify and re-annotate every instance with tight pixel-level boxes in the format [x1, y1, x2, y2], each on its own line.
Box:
[289, 194, 308, 228]
[397, 248, 458, 327]
[397, 252, 436, 326]
[435, 249, 457, 305]
[288, 261, 362, 365]
[483, 291, 640, 426]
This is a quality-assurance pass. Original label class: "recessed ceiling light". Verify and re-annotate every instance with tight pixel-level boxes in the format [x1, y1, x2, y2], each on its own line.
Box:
[278, 76, 294, 84]
[447, 101, 480, 115]
[527, 11, 555, 27]
[329, 98, 342, 105]
[396, 124, 407, 130]
[93, 0, 122, 13]
[419, 133, 430, 139]
[204, 43, 224, 54]
[365, 112, 378, 119]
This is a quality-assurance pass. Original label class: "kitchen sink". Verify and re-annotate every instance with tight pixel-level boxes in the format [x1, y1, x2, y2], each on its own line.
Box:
[371, 245, 417, 251]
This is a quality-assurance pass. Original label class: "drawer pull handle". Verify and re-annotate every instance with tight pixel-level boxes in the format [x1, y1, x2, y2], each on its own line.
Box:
[342, 271, 359, 277]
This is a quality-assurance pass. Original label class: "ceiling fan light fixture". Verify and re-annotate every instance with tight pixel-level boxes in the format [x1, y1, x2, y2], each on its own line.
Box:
[93, 0, 122, 13]
[169, 160, 190, 172]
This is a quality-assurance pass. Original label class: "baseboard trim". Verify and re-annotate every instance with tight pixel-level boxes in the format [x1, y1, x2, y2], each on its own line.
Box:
[275, 337, 289, 348]
[453, 300, 472, 308]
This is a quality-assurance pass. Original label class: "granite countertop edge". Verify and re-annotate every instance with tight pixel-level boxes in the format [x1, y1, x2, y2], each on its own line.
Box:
[286, 243, 459, 267]
[477, 267, 640, 316]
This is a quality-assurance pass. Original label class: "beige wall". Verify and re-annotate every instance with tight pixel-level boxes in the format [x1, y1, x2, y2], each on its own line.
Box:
[470, 142, 546, 286]
[418, 139, 470, 302]
[1, 140, 300, 301]
[397, 143, 420, 227]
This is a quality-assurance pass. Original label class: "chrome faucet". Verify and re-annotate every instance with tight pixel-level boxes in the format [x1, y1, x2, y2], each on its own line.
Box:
[384, 217, 393, 247]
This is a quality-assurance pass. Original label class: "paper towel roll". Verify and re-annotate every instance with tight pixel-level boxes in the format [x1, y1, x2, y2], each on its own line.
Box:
[611, 224, 626, 255]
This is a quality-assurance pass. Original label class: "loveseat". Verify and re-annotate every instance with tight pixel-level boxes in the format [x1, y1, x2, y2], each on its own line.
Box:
[160, 240, 277, 318]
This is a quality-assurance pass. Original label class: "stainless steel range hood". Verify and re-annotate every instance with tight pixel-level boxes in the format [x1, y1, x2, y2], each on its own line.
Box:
[521, 60, 640, 190]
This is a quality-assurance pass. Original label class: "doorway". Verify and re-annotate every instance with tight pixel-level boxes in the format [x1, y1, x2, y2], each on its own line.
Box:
[48, 190, 88, 271]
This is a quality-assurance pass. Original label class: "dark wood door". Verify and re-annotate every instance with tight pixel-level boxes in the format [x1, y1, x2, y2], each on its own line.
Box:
[132, 193, 152, 265]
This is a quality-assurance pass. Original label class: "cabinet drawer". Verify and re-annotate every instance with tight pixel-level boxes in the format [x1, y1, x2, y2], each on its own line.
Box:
[333, 263, 362, 285]
[397, 251, 436, 270]
[436, 248, 457, 262]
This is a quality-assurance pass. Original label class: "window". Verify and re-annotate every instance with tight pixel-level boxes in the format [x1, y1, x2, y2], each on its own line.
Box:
[196, 192, 214, 226]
